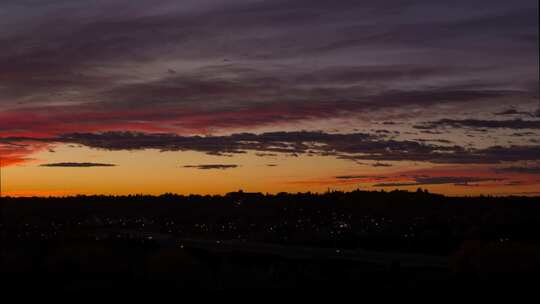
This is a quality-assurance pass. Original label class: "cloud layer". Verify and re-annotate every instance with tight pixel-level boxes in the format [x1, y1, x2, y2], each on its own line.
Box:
[40, 162, 116, 167]
[4, 130, 540, 165]
[415, 119, 540, 130]
[182, 164, 239, 170]
[0, 0, 537, 137]
[373, 176, 503, 187]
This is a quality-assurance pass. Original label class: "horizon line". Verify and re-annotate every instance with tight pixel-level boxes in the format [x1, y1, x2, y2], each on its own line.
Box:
[2, 188, 540, 199]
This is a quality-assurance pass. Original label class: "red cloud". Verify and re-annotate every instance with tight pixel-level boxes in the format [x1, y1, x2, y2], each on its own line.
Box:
[0, 142, 50, 167]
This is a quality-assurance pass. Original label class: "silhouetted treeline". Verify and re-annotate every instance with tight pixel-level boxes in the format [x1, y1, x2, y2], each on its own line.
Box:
[2, 189, 540, 252]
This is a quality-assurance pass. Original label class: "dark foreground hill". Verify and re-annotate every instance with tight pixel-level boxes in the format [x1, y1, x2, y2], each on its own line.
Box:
[1, 189, 539, 293]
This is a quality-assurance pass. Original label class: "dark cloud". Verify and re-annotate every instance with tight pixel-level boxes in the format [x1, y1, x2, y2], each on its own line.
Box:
[335, 175, 386, 180]
[182, 164, 239, 170]
[256, 153, 278, 157]
[504, 181, 525, 186]
[374, 176, 503, 187]
[494, 108, 535, 117]
[419, 130, 444, 135]
[336, 175, 368, 180]
[495, 166, 540, 174]
[413, 138, 453, 144]
[415, 119, 540, 130]
[40, 162, 116, 167]
[511, 131, 536, 137]
[5, 130, 538, 165]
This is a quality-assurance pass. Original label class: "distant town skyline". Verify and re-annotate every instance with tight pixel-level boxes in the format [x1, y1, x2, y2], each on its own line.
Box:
[1, 0, 539, 196]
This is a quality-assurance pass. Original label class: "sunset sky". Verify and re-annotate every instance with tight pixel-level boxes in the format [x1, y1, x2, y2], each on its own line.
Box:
[1, 0, 539, 197]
